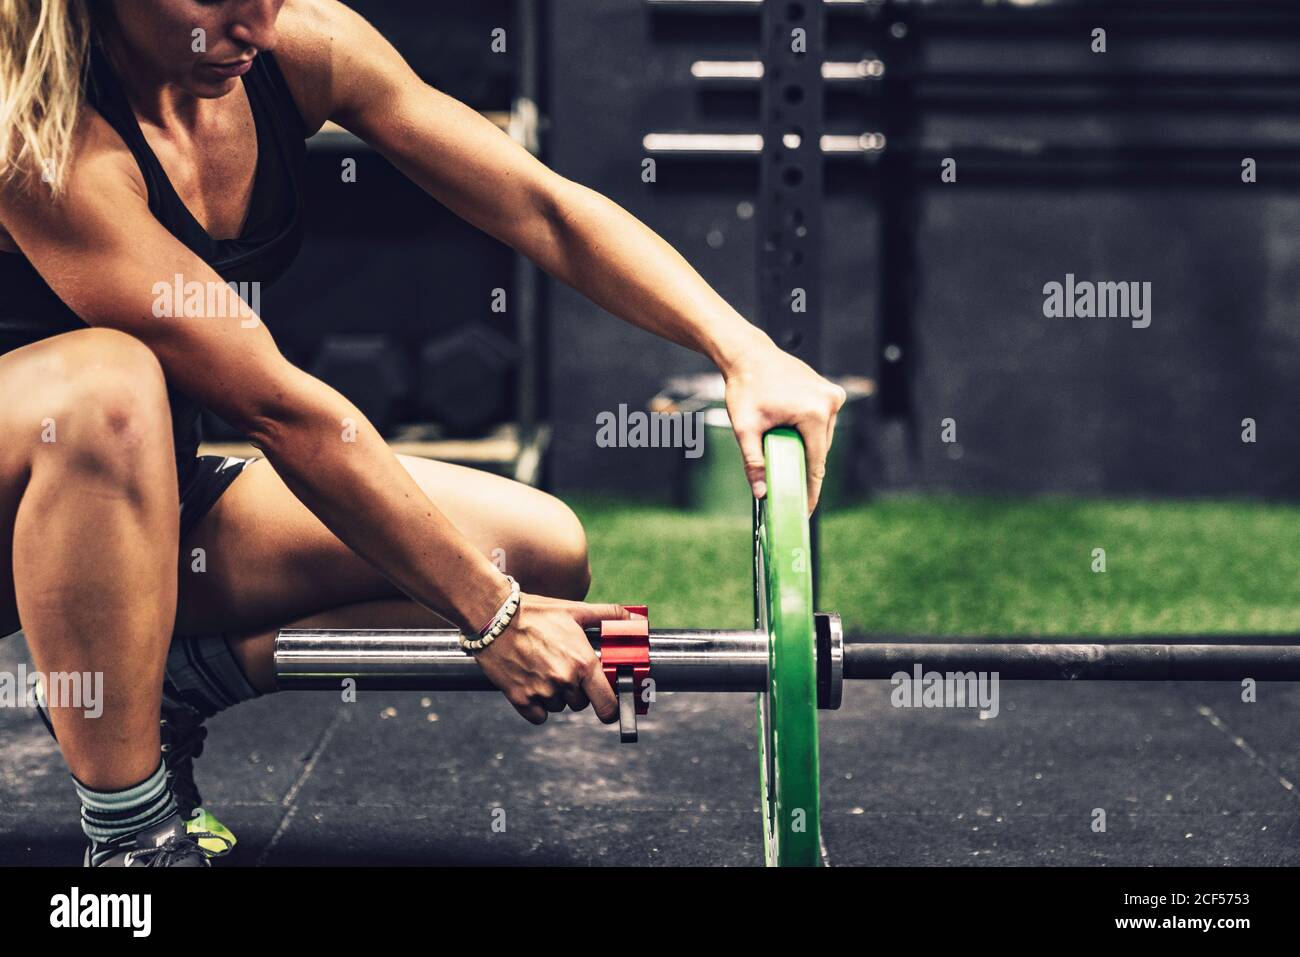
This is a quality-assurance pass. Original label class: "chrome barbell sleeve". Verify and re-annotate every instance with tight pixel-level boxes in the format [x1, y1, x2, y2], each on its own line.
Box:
[275, 628, 770, 692]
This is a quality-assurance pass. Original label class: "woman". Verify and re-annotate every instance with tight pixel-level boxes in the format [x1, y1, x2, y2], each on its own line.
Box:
[0, 0, 845, 866]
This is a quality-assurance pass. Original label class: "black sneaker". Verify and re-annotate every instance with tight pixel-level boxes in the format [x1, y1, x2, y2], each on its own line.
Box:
[87, 811, 231, 867]
[158, 696, 239, 853]
[33, 678, 238, 854]
[159, 698, 208, 820]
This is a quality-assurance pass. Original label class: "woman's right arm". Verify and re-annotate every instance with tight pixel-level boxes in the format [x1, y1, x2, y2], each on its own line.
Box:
[0, 126, 620, 725]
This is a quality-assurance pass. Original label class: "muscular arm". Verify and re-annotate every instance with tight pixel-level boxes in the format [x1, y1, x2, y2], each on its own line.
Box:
[0, 131, 508, 634]
[279, 1, 844, 509]
[281, 0, 773, 375]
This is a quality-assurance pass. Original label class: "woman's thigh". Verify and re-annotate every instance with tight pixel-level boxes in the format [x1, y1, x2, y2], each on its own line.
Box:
[0, 328, 175, 638]
[174, 454, 592, 637]
[0, 340, 62, 636]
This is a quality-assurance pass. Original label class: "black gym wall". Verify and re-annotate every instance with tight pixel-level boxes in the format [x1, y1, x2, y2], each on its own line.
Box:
[544, 0, 1300, 500]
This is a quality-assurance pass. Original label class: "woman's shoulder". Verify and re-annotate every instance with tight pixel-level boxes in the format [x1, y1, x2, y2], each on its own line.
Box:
[0, 102, 143, 228]
[268, 0, 366, 138]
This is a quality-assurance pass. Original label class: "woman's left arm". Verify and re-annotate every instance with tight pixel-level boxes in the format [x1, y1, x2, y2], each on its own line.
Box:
[287, 0, 846, 509]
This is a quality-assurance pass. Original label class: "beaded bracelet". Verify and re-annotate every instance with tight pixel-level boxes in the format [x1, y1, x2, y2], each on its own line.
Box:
[460, 575, 521, 653]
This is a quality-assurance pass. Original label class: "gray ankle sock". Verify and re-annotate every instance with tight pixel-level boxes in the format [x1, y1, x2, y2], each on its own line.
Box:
[163, 634, 261, 719]
[75, 760, 178, 865]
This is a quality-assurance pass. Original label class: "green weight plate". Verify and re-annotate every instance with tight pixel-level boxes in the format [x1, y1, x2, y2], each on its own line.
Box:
[755, 428, 820, 867]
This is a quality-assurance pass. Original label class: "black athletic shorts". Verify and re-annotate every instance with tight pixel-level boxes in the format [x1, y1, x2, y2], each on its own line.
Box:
[177, 454, 253, 542]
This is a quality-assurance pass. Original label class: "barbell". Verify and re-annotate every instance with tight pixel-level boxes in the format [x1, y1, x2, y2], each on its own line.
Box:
[274, 429, 1300, 866]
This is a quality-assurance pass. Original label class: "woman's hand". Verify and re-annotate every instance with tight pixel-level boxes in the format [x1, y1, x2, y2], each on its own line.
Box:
[724, 341, 848, 513]
[473, 595, 634, 725]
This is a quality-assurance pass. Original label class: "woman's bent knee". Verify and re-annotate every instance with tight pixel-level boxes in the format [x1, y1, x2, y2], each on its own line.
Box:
[7, 329, 174, 481]
[535, 499, 592, 601]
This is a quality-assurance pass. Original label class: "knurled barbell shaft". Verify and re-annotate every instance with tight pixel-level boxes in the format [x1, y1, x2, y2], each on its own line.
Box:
[842, 635, 1300, 681]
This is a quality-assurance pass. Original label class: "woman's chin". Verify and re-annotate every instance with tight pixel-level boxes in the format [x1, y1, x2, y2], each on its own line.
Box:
[189, 74, 241, 98]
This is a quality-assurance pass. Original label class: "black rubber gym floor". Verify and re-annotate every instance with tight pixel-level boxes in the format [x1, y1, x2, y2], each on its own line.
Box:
[3, 632, 1298, 866]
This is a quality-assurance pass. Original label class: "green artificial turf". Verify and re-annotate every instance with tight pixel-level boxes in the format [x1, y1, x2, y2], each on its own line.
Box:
[573, 496, 1300, 637]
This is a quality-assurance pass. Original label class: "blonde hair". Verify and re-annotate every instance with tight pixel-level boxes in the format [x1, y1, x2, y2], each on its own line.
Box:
[0, 0, 95, 197]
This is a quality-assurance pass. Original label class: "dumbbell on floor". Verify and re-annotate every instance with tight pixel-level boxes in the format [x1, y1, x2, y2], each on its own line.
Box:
[309, 335, 413, 436]
[417, 325, 518, 437]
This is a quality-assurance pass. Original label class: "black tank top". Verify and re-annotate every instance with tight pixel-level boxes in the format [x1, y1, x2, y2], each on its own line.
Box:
[0, 40, 308, 476]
